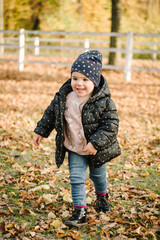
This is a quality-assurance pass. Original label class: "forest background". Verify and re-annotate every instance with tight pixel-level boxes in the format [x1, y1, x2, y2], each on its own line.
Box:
[3, 0, 160, 33]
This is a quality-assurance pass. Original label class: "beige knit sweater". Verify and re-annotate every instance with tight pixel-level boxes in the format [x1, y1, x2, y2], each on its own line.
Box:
[64, 91, 89, 155]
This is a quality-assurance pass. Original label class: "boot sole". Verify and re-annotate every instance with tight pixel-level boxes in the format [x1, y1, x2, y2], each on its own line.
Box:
[102, 208, 111, 213]
[64, 221, 88, 227]
[95, 207, 111, 213]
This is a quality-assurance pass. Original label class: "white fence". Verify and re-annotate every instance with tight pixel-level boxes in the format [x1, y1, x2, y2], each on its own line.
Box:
[0, 29, 160, 81]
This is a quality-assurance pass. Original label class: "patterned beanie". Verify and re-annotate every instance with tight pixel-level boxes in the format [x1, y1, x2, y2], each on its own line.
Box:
[71, 50, 102, 86]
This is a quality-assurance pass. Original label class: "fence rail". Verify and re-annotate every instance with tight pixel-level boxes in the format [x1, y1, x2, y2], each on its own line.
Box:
[0, 29, 160, 81]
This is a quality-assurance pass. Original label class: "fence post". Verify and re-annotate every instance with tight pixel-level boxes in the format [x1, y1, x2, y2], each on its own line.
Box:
[124, 32, 133, 82]
[18, 28, 25, 71]
[152, 43, 157, 60]
[34, 37, 39, 55]
[84, 39, 90, 52]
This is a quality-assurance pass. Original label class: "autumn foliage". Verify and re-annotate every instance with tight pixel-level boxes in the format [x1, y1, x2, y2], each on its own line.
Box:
[0, 61, 160, 239]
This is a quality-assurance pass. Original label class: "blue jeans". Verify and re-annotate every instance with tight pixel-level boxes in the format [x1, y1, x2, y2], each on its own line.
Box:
[68, 151, 107, 207]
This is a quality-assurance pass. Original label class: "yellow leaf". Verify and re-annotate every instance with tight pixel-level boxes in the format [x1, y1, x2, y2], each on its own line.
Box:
[63, 194, 69, 202]
[63, 193, 72, 203]
[11, 192, 16, 196]
[61, 210, 69, 218]
[86, 197, 92, 204]
[6, 222, 16, 228]
[8, 207, 14, 214]
[124, 164, 132, 169]
[115, 178, 119, 182]
[141, 171, 150, 177]
[149, 192, 158, 201]
[51, 220, 62, 229]
[117, 227, 126, 234]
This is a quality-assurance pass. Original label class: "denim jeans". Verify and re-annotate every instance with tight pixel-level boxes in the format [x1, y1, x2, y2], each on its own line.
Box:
[68, 151, 107, 207]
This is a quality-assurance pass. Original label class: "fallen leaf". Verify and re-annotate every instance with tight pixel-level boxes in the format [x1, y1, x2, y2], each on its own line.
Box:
[145, 230, 157, 240]
[40, 194, 54, 204]
[115, 217, 124, 224]
[30, 231, 36, 237]
[56, 229, 67, 238]
[117, 227, 126, 234]
[113, 235, 129, 240]
[124, 164, 132, 169]
[48, 211, 56, 219]
[141, 171, 150, 177]
[0, 209, 10, 216]
[0, 221, 5, 233]
[20, 208, 37, 216]
[8, 206, 14, 214]
[28, 184, 50, 192]
[100, 229, 111, 239]
[51, 220, 62, 229]
[22, 237, 30, 240]
[12, 163, 21, 168]
[99, 213, 110, 222]
[86, 196, 92, 204]
[68, 230, 82, 240]
[149, 192, 158, 201]
[61, 210, 69, 218]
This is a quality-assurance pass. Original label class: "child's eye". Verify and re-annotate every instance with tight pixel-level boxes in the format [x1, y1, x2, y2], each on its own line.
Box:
[72, 77, 77, 81]
[83, 78, 88, 81]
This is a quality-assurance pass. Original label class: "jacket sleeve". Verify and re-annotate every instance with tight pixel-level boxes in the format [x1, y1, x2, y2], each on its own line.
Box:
[89, 98, 119, 151]
[34, 99, 55, 138]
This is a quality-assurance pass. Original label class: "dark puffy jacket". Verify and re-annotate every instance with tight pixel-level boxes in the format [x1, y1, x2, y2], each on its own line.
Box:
[34, 75, 121, 168]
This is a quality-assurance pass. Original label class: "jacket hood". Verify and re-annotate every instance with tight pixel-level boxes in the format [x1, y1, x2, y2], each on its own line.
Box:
[59, 74, 111, 101]
[91, 74, 111, 101]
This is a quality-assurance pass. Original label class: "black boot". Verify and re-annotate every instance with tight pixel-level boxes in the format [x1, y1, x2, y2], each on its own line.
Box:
[95, 193, 111, 213]
[64, 208, 87, 227]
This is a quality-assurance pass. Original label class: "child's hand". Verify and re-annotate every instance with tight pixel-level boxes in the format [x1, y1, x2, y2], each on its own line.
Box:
[33, 134, 43, 146]
[83, 142, 97, 155]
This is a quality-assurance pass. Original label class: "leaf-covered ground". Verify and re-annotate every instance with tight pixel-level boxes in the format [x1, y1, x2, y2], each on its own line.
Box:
[0, 61, 160, 240]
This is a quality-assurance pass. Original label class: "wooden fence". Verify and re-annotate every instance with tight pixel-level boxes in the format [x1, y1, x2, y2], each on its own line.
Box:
[0, 29, 160, 81]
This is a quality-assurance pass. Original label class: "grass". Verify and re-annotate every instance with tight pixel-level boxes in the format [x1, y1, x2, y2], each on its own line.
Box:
[0, 66, 159, 239]
[108, 161, 160, 194]
[1, 147, 159, 239]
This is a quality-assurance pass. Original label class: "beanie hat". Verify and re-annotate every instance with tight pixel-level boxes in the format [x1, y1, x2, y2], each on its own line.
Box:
[71, 50, 102, 86]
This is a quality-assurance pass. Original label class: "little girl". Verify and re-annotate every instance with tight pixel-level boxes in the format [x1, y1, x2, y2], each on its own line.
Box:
[33, 50, 121, 227]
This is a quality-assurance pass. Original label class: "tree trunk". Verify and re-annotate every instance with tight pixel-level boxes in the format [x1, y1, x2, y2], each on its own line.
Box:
[0, 0, 4, 58]
[108, 0, 122, 65]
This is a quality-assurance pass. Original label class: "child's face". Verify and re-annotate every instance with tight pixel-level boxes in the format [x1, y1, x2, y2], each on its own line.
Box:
[71, 72, 95, 98]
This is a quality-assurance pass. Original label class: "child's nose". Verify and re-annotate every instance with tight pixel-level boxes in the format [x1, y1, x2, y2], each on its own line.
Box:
[77, 80, 83, 85]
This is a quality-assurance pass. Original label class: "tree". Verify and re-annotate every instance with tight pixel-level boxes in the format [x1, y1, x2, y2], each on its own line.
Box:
[29, 0, 44, 30]
[108, 0, 122, 65]
[0, 0, 3, 58]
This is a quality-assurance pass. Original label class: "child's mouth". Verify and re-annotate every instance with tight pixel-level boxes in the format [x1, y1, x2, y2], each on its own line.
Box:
[76, 88, 85, 92]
